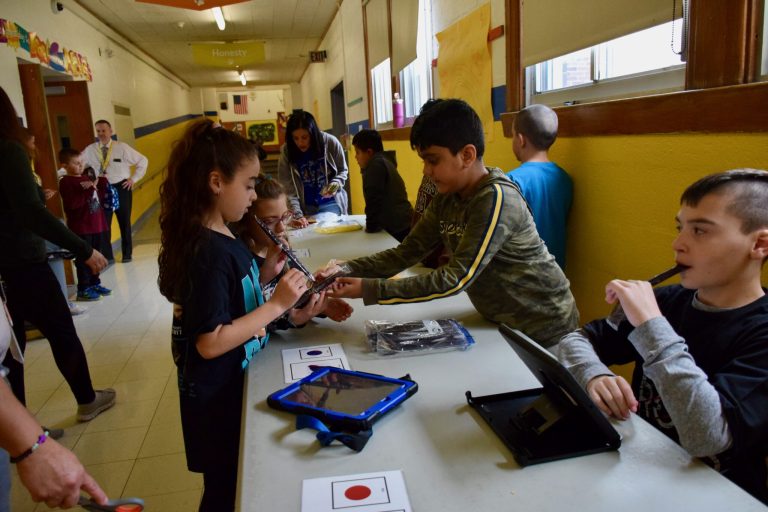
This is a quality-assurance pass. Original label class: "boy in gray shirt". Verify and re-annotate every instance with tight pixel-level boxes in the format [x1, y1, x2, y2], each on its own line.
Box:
[559, 169, 768, 504]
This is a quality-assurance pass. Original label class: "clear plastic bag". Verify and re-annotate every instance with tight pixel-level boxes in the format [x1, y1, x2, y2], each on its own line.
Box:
[364, 319, 475, 357]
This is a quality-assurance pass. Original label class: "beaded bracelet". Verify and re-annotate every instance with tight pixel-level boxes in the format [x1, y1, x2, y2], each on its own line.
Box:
[10, 430, 49, 464]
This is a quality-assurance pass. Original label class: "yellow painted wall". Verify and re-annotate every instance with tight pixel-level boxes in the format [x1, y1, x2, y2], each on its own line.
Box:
[348, 126, 768, 324]
[107, 119, 195, 243]
[552, 132, 768, 321]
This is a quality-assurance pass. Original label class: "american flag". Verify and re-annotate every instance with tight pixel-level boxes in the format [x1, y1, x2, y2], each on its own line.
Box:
[233, 94, 248, 115]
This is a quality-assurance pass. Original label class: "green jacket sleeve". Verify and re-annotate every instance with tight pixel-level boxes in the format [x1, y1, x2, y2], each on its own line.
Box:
[359, 182, 518, 306]
[347, 198, 443, 282]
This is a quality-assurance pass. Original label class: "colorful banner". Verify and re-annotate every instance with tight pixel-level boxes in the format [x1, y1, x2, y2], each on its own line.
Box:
[0, 19, 92, 81]
[191, 42, 265, 68]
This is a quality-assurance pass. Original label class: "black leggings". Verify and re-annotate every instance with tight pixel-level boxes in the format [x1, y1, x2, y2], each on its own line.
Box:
[0, 263, 95, 405]
[200, 466, 237, 512]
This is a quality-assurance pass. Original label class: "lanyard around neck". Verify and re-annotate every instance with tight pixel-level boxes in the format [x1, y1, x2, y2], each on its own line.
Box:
[98, 142, 114, 173]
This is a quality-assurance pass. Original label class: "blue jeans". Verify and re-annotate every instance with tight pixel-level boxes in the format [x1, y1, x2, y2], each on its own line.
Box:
[0, 449, 10, 512]
[316, 201, 342, 215]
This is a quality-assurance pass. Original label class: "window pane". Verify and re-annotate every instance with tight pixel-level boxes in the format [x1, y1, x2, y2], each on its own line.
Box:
[398, 0, 432, 118]
[533, 48, 592, 93]
[597, 20, 684, 79]
[371, 59, 393, 127]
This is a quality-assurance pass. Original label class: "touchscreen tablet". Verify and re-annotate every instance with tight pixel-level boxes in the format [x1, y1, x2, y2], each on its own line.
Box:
[268, 367, 418, 432]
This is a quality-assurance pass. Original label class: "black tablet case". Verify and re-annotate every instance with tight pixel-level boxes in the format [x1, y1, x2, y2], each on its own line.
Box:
[466, 326, 621, 466]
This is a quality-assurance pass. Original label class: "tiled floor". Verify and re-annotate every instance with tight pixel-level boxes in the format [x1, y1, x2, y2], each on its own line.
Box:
[11, 212, 203, 511]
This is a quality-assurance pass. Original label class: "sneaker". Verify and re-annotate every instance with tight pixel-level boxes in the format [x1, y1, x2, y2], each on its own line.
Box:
[91, 285, 112, 296]
[42, 426, 64, 440]
[121, 256, 132, 263]
[77, 388, 116, 422]
[76, 289, 101, 302]
[69, 302, 87, 315]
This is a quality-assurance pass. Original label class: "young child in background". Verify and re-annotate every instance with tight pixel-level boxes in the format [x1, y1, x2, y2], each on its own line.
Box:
[351, 129, 413, 242]
[328, 99, 579, 347]
[234, 177, 353, 329]
[506, 104, 573, 270]
[559, 169, 768, 504]
[157, 119, 310, 512]
[58, 149, 111, 302]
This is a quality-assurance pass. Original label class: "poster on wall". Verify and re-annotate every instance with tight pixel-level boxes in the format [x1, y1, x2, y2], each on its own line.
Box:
[246, 120, 277, 145]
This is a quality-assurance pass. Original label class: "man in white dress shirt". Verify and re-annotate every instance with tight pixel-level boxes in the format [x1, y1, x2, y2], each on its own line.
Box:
[83, 120, 148, 263]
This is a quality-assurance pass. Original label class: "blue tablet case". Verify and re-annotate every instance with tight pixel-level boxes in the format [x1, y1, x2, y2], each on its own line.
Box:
[267, 366, 418, 435]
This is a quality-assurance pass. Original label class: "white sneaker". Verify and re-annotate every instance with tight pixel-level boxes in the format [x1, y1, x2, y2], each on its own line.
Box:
[69, 302, 87, 316]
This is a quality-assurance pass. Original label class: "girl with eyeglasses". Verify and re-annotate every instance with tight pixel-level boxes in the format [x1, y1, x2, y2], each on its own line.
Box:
[234, 177, 353, 327]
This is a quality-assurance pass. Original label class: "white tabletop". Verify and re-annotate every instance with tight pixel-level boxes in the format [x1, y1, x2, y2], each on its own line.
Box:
[238, 216, 766, 512]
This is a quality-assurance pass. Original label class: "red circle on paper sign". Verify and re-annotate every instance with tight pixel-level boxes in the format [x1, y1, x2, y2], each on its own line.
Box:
[345, 485, 372, 501]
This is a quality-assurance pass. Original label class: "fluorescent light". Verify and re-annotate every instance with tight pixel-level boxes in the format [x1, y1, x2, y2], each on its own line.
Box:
[239, 72, 247, 86]
[212, 7, 225, 31]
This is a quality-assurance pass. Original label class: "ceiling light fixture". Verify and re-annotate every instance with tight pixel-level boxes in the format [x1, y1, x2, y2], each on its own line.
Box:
[212, 7, 226, 31]
[239, 71, 247, 86]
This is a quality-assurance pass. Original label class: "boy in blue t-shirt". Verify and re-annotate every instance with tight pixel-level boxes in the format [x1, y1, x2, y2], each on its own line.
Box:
[506, 104, 573, 269]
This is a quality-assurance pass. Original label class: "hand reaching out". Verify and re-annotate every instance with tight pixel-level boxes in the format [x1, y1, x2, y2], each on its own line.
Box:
[326, 277, 363, 299]
[323, 298, 353, 322]
[289, 291, 329, 326]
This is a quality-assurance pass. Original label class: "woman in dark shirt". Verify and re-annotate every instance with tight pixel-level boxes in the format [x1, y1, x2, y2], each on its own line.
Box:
[0, 86, 114, 421]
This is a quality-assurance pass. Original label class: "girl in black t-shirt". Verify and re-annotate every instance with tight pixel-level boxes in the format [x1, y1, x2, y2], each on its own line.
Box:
[158, 119, 313, 512]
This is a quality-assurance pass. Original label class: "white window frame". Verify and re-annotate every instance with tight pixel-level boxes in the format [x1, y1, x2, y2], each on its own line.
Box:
[397, 0, 433, 120]
[371, 58, 393, 128]
[529, 20, 687, 107]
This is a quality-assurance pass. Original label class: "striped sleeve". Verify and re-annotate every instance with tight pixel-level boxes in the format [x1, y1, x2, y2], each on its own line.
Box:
[376, 182, 507, 305]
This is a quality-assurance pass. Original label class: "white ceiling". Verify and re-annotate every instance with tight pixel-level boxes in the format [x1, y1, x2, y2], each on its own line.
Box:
[74, 0, 341, 87]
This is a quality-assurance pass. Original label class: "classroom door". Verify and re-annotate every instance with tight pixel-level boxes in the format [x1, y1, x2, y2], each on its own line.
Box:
[330, 81, 346, 138]
[329, 81, 351, 210]
[45, 80, 95, 157]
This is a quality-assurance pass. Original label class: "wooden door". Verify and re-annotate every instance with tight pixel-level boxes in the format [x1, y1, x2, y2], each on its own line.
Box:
[45, 80, 94, 157]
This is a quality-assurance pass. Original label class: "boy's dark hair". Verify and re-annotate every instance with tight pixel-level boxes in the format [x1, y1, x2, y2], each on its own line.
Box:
[352, 129, 384, 153]
[410, 99, 485, 158]
[94, 119, 111, 128]
[513, 104, 558, 150]
[681, 169, 768, 234]
[59, 147, 80, 164]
